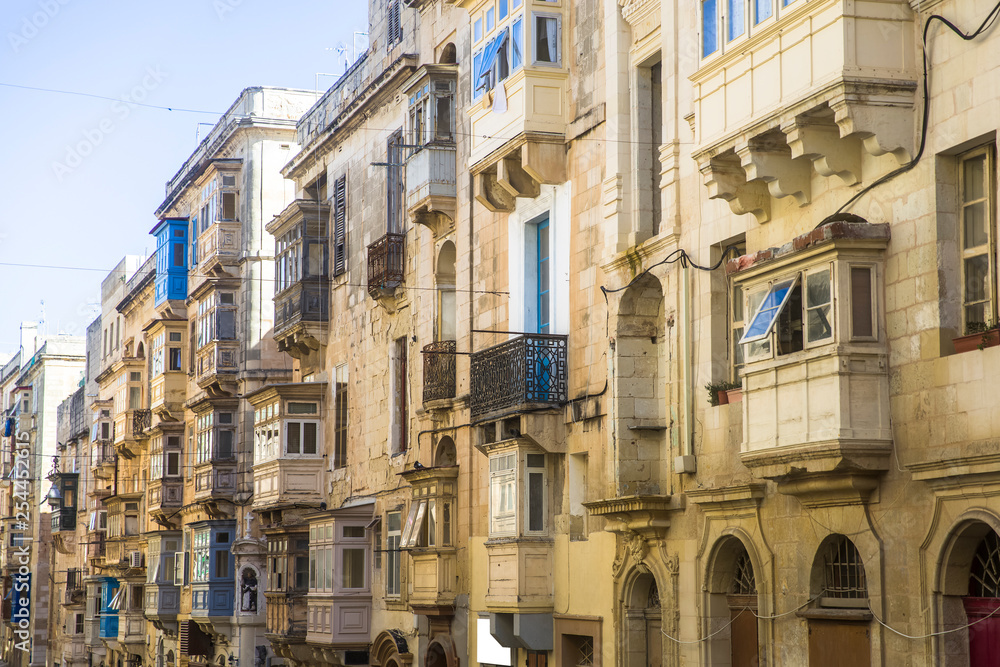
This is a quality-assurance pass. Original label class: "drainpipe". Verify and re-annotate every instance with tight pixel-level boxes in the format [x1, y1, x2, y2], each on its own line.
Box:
[675, 264, 696, 474]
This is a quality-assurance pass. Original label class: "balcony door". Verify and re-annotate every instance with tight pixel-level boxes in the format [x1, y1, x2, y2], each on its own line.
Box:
[533, 217, 553, 400]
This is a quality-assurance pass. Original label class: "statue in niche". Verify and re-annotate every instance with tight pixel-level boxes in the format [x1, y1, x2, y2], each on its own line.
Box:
[240, 568, 258, 613]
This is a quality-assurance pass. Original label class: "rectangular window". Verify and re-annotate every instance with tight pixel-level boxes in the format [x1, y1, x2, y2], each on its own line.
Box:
[512, 17, 523, 70]
[741, 277, 798, 344]
[392, 337, 408, 455]
[169, 347, 182, 371]
[215, 550, 229, 579]
[526, 453, 546, 533]
[486, 6, 495, 31]
[387, 0, 402, 44]
[286, 421, 319, 455]
[755, 0, 773, 23]
[533, 13, 560, 65]
[333, 175, 347, 277]
[702, 0, 718, 57]
[499, 0, 508, 20]
[474, 17, 483, 43]
[805, 268, 833, 344]
[537, 219, 551, 334]
[334, 365, 348, 469]
[74, 613, 84, 635]
[727, 0, 745, 41]
[960, 146, 996, 332]
[731, 282, 745, 381]
[342, 548, 366, 589]
[490, 452, 517, 535]
[386, 511, 401, 596]
[192, 531, 210, 582]
[851, 266, 875, 339]
[387, 130, 405, 234]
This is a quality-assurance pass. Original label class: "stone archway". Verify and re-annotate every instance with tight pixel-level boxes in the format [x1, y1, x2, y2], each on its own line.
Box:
[936, 517, 1000, 666]
[371, 629, 412, 667]
[621, 570, 663, 667]
[705, 535, 762, 667]
[424, 634, 458, 667]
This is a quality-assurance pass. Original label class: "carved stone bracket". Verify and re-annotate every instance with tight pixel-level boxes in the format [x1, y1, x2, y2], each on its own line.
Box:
[700, 154, 771, 224]
[830, 80, 917, 164]
[736, 133, 811, 206]
[784, 118, 862, 187]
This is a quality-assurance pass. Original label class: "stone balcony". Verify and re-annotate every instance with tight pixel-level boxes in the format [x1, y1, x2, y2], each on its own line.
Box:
[691, 0, 917, 224]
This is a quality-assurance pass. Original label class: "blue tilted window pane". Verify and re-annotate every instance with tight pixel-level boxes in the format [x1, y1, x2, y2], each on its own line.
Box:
[755, 0, 772, 24]
[702, 0, 718, 57]
[728, 0, 745, 41]
[537, 219, 550, 334]
[740, 278, 797, 343]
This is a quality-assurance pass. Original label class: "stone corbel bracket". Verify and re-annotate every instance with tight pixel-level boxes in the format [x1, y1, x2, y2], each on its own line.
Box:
[737, 132, 811, 206]
[699, 153, 771, 224]
[830, 80, 918, 165]
[784, 117, 862, 187]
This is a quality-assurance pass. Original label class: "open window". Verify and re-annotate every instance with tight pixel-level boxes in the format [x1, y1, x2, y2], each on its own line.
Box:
[739, 265, 837, 357]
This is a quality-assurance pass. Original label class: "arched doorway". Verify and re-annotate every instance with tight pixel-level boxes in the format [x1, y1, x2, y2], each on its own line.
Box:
[706, 536, 760, 666]
[623, 572, 662, 667]
[807, 535, 871, 667]
[614, 274, 666, 495]
[965, 530, 1000, 662]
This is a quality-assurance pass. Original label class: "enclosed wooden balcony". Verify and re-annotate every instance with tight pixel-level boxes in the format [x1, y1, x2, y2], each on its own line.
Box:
[470, 333, 567, 418]
[196, 341, 239, 389]
[268, 199, 330, 357]
[148, 478, 183, 513]
[367, 233, 405, 299]
[197, 221, 241, 274]
[400, 465, 459, 616]
[692, 0, 917, 223]
[193, 462, 237, 502]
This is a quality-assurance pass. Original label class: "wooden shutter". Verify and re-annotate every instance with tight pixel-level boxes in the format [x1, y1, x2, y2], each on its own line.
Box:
[178, 620, 190, 654]
[389, 0, 401, 44]
[333, 176, 347, 276]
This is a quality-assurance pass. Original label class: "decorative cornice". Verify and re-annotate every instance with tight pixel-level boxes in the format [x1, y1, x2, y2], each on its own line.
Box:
[686, 483, 766, 515]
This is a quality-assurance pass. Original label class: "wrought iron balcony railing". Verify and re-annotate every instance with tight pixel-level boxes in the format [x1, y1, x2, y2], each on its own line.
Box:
[470, 333, 568, 418]
[367, 233, 405, 298]
[423, 340, 456, 403]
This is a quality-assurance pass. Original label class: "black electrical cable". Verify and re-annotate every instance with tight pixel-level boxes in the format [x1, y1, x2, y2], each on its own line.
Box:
[600, 244, 744, 302]
[824, 1, 1000, 222]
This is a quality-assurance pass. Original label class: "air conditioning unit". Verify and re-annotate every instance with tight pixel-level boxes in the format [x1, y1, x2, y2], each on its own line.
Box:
[128, 551, 143, 568]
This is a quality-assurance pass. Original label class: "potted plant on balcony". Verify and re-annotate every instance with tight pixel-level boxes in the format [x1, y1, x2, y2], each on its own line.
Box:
[953, 320, 1000, 353]
[705, 380, 742, 407]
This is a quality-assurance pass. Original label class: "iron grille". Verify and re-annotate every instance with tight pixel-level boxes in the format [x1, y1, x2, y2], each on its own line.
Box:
[824, 537, 868, 599]
[422, 340, 456, 403]
[132, 409, 151, 435]
[367, 233, 406, 298]
[95, 443, 116, 466]
[970, 531, 1000, 597]
[731, 545, 756, 596]
[470, 333, 567, 417]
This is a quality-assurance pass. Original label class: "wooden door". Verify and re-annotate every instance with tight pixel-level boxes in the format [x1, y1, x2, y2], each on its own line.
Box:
[964, 597, 1000, 666]
[645, 615, 662, 667]
[807, 620, 871, 667]
[730, 606, 759, 667]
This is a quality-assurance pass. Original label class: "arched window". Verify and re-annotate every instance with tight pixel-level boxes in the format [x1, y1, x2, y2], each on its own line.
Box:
[823, 536, 868, 602]
[970, 531, 1000, 597]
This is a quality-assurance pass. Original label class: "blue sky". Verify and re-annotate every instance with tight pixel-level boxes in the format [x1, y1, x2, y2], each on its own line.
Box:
[0, 0, 369, 355]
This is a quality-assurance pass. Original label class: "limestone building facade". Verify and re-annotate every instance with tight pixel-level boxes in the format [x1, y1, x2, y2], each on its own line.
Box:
[17, 0, 1000, 666]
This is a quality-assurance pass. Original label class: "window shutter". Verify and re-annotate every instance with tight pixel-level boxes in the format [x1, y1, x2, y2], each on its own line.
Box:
[333, 176, 348, 276]
[179, 620, 190, 655]
[389, 0, 401, 44]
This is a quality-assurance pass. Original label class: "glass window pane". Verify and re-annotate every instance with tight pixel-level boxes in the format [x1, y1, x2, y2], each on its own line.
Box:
[964, 201, 988, 249]
[964, 154, 986, 202]
[965, 255, 990, 305]
[528, 471, 544, 532]
[303, 422, 317, 454]
[287, 422, 301, 454]
[851, 268, 874, 338]
[486, 7, 495, 32]
[342, 548, 365, 589]
[535, 16, 558, 63]
[703, 0, 718, 57]
[512, 17, 523, 70]
[474, 18, 482, 42]
[755, 0, 773, 23]
[727, 0, 745, 41]
[499, 0, 508, 20]
[806, 270, 831, 307]
[742, 279, 795, 342]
